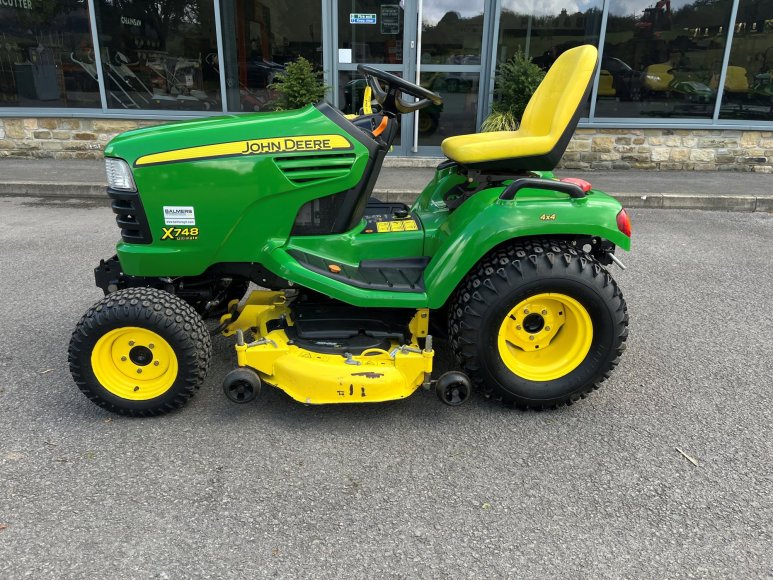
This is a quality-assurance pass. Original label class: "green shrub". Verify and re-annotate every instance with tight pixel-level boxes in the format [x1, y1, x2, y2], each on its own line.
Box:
[269, 57, 329, 111]
[482, 51, 545, 131]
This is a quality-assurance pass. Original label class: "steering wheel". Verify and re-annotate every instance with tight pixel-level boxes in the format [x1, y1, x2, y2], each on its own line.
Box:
[357, 64, 443, 115]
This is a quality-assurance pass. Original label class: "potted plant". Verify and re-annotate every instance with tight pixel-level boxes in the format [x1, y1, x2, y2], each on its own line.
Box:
[482, 50, 545, 131]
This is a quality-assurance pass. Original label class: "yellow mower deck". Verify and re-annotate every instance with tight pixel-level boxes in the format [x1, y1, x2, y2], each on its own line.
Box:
[221, 291, 434, 404]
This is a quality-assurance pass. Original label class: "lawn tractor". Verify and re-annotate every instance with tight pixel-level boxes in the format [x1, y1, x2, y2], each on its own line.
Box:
[68, 45, 631, 416]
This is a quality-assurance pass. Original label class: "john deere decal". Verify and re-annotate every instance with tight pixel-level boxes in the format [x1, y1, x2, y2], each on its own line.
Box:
[135, 135, 352, 166]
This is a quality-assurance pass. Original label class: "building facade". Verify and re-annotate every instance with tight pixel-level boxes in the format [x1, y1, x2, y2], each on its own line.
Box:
[1, 0, 771, 170]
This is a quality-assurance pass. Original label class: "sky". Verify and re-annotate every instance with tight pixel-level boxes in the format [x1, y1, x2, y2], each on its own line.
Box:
[420, 0, 703, 24]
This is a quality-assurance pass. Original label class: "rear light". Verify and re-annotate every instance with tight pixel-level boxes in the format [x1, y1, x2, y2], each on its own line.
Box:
[560, 177, 592, 193]
[617, 209, 632, 237]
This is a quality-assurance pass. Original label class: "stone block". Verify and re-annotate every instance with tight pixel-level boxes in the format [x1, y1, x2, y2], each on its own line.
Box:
[92, 120, 141, 132]
[566, 140, 590, 152]
[611, 161, 631, 170]
[690, 149, 715, 162]
[37, 119, 58, 130]
[51, 131, 71, 140]
[646, 137, 664, 146]
[58, 119, 81, 130]
[592, 136, 615, 152]
[740, 131, 761, 147]
[632, 137, 645, 145]
[561, 161, 590, 170]
[693, 163, 717, 171]
[671, 147, 690, 161]
[3, 119, 25, 139]
[621, 153, 650, 163]
[699, 138, 733, 148]
[0, 125, 4, 139]
[682, 137, 698, 147]
[752, 165, 772, 173]
[591, 161, 613, 170]
[659, 162, 684, 170]
[615, 137, 632, 145]
[632, 162, 657, 170]
[33, 130, 51, 140]
[651, 147, 670, 162]
[73, 132, 97, 141]
[23, 118, 37, 130]
[663, 136, 681, 146]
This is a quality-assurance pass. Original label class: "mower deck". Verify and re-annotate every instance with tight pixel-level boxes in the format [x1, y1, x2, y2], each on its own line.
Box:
[220, 291, 434, 404]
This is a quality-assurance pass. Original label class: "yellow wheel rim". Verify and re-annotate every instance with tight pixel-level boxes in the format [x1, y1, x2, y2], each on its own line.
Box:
[91, 327, 178, 401]
[497, 293, 593, 382]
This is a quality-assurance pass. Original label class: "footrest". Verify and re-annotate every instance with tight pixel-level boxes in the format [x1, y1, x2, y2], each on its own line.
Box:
[288, 250, 429, 293]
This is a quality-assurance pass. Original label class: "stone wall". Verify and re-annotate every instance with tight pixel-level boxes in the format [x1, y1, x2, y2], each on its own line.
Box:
[0, 117, 771, 172]
[0, 118, 161, 160]
[559, 128, 773, 173]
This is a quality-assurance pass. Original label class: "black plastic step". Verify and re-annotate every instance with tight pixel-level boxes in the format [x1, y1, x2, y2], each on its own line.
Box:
[289, 250, 429, 293]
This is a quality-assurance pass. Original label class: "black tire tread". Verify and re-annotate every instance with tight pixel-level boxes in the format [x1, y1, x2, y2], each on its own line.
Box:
[448, 238, 628, 410]
[68, 287, 212, 416]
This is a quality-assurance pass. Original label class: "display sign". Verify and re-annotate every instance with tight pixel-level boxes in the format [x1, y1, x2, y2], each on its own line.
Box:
[350, 13, 377, 24]
[0, 0, 33, 9]
[380, 5, 400, 35]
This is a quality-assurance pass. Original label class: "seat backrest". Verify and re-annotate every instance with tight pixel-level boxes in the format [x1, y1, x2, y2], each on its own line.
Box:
[519, 45, 598, 139]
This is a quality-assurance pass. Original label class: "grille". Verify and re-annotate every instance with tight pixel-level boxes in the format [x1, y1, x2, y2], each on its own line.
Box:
[275, 153, 356, 185]
[107, 188, 152, 244]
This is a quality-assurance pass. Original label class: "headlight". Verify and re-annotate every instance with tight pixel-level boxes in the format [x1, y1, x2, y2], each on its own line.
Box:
[105, 158, 137, 192]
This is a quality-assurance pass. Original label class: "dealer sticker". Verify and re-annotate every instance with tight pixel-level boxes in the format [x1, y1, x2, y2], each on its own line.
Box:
[163, 206, 195, 226]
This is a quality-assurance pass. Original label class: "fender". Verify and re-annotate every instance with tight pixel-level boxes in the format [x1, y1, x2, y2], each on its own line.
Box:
[421, 185, 630, 309]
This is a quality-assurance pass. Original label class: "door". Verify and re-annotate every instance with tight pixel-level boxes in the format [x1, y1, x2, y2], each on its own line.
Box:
[334, 0, 415, 154]
[333, 0, 492, 156]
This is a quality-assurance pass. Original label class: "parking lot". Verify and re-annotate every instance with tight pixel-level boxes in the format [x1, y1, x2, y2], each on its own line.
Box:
[0, 197, 771, 578]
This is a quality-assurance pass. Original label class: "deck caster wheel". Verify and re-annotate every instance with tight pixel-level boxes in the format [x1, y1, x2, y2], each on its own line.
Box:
[436, 371, 472, 406]
[223, 367, 262, 403]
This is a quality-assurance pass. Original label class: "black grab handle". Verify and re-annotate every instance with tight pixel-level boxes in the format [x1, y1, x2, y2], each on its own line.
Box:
[499, 177, 586, 201]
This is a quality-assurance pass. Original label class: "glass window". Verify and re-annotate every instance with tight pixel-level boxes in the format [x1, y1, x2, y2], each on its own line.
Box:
[421, 1, 485, 64]
[0, 0, 100, 108]
[497, 0, 603, 118]
[497, 1, 603, 65]
[220, 0, 322, 112]
[595, 0, 734, 119]
[338, 1, 404, 64]
[719, 0, 773, 120]
[418, 71, 479, 146]
[94, 0, 221, 111]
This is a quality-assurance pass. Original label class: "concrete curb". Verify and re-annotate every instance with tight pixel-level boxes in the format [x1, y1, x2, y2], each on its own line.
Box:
[1, 181, 771, 212]
[0, 182, 105, 198]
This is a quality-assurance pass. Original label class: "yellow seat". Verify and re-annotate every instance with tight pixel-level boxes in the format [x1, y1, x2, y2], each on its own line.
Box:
[440, 45, 598, 170]
[643, 63, 674, 92]
[724, 66, 750, 93]
[597, 70, 616, 97]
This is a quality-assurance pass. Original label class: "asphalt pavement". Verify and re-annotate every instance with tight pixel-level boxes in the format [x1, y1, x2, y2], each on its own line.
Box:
[0, 198, 771, 578]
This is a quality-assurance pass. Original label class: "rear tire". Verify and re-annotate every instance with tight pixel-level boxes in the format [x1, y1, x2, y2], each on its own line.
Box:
[68, 287, 212, 416]
[449, 239, 628, 409]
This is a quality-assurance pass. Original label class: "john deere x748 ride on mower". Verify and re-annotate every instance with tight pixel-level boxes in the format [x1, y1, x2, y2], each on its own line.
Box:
[68, 45, 631, 415]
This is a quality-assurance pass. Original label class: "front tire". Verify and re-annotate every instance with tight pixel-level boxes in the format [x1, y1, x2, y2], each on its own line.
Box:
[449, 239, 628, 409]
[68, 287, 212, 416]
